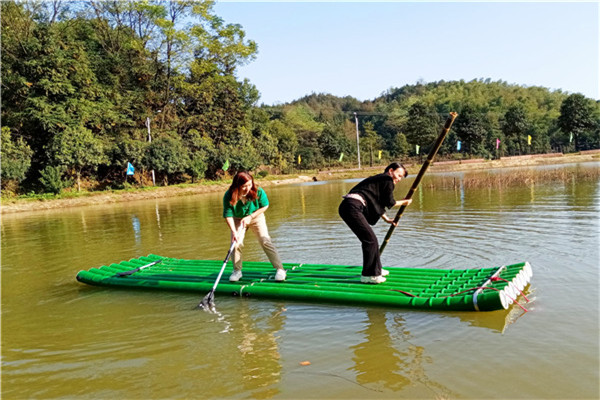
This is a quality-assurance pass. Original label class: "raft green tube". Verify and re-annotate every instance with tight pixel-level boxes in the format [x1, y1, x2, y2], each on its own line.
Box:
[76, 255, 531, 312]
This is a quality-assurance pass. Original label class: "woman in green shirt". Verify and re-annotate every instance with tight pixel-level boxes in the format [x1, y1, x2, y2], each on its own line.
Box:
[223, 171, 286, 282]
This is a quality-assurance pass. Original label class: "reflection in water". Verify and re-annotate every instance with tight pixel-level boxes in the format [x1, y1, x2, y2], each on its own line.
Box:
[155, 202, 163, 241]
[300, 186, 306, 216]
[454, 305, 529, 334]
[461, 179, 465, 208]
[351, 310, 409, 391]
[131, 215, 141, 245]
[233, 302, 286, 399]
[350, 310, 456, 398]
[80, 211, 87, 233]
[530, 183, 535, 203]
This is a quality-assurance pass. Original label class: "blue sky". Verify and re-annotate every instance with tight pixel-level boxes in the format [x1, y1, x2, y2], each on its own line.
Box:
[213, 1, 599, 106]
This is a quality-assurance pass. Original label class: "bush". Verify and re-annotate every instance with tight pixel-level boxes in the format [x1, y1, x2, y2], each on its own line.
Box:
[39, 166, 71, 194]
[257, 170, 269, 179]
[1, 127, 33, 183]
[145, 136, 190, 184]
[189, 153, 208, 182]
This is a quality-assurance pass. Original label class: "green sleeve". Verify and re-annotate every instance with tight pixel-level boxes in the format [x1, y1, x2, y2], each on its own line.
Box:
[223, 190, 234, 218]
[257, 188, 269, 208]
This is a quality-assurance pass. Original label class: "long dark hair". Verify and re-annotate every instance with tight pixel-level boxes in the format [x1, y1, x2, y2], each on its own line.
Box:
[229, 172, 258, 205]
[384, 162, 408, 178]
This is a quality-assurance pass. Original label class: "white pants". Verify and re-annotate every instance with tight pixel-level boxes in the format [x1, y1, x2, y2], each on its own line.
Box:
[232, 213, 283, 271]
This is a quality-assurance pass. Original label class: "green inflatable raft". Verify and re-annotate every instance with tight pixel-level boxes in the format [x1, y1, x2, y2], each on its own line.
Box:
[76, 255, 532, 312]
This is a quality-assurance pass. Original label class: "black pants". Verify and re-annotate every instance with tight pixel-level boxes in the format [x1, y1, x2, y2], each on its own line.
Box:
[338, 198, 382, 277]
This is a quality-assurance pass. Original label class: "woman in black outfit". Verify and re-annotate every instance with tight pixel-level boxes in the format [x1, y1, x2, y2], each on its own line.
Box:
[339, 163, 412, 284]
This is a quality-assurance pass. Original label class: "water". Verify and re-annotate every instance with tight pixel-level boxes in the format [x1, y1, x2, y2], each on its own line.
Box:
[2, 163, 599, 399]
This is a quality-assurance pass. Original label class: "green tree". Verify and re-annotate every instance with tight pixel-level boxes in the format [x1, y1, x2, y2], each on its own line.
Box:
[360, 121, 383, 166]
[218, 128, 261, 173]
[501, 105, 530, 155]
[109, 136, 149, 173]
[183, 128, 215, 181]
[2, 1, 125, 186]
[1, 127, 33, 186]
[391, 132, 410, 158]
[179, 4, 258, 151]
[48, 126, 107, 192]
[283, 105, 324, 168]
[377, 109, 408, 153]
[454, 105, 489, 156]
[189, 154, 208, 182]
[318, 124, 351, 163]
[268, 120, 298, 171]
[39, 165, 71, 195]
[145, 135, 190, 185]
[558, 94, 597, 151]
[402, 102, 441, 154]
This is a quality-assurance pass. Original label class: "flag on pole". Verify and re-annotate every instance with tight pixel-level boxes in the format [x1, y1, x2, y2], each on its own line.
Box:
[298, 154, 302, 165]
[527, 135, 532, 145]
[378, 150, 382, 160]
[496, 138, 501, 149]
[222, 159, 230, 171]
[126, 162, 135, 176]
[338, 152, 344, 162]
[415, 145, 420, 155]
[457, 141, 462, 151]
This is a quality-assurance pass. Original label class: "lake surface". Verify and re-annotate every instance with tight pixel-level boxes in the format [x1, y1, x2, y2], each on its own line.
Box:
[2, 163, 599, 399]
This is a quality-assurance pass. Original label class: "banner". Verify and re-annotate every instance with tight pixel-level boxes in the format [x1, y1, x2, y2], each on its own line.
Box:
[222, 159, 230, 171]
[338, 152, 344, 162]
[457, 141, 462, 151]
[527, 135, 532, 145]
[378, 150, 382, 160]
[496, 138, 501, 149]
[126, 162, 135, 176]
[415, 144, 420, 155]
[298, 154, 302, 165]
[569, 132, 573, 143]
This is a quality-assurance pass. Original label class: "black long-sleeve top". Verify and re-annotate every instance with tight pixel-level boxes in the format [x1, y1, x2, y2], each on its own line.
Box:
[348, 173, 396, 225]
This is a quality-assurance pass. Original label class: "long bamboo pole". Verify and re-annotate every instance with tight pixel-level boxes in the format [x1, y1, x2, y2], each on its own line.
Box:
[379, 112, 458, 255]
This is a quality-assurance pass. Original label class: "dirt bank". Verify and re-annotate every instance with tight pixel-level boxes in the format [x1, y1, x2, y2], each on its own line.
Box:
[2, 152, 598, 215]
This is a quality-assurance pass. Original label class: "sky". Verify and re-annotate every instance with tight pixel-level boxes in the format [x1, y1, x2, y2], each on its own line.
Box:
[213, 1, 599, 106]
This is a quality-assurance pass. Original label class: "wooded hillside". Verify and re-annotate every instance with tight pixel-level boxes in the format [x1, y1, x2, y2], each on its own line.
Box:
[2, 1, 599, 195]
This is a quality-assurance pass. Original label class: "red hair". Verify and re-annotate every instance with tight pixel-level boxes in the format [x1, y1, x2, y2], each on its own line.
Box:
[229, 172, 258, 205]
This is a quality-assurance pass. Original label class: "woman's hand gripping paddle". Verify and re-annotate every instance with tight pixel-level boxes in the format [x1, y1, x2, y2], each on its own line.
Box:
[197, 222, 245, 312]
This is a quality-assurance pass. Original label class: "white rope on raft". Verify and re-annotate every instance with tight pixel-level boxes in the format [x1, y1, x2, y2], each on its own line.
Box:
[472, 265, 506, 311]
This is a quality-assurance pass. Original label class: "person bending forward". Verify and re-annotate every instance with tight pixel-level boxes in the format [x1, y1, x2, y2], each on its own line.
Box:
[223, 172, 286, 282]
[338, 163, 412, 284]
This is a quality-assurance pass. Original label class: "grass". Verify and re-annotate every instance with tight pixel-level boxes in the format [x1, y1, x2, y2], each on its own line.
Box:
[422, 167, 600, 189]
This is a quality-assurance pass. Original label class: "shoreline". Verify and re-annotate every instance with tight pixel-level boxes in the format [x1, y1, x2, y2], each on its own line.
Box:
[2, 152, 598, 215]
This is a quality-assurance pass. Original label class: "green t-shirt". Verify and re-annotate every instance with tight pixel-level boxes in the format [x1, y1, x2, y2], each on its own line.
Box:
[223, 187, 269, 218]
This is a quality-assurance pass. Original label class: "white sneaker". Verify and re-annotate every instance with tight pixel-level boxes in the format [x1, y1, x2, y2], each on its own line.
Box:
[229, 270, 243, 282]
[381, 269, 390, 277]
[275, 269, 286, 282]
[360, 275, 386, 284]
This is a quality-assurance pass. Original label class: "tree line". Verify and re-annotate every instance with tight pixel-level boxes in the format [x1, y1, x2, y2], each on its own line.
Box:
[2, 0, 599, 195]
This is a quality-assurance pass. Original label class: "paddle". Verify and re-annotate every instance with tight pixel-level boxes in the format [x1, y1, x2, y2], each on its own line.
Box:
[379, 112, 458, 255]
[116, 259, 162, 277]
[197, 222, 245, 311]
